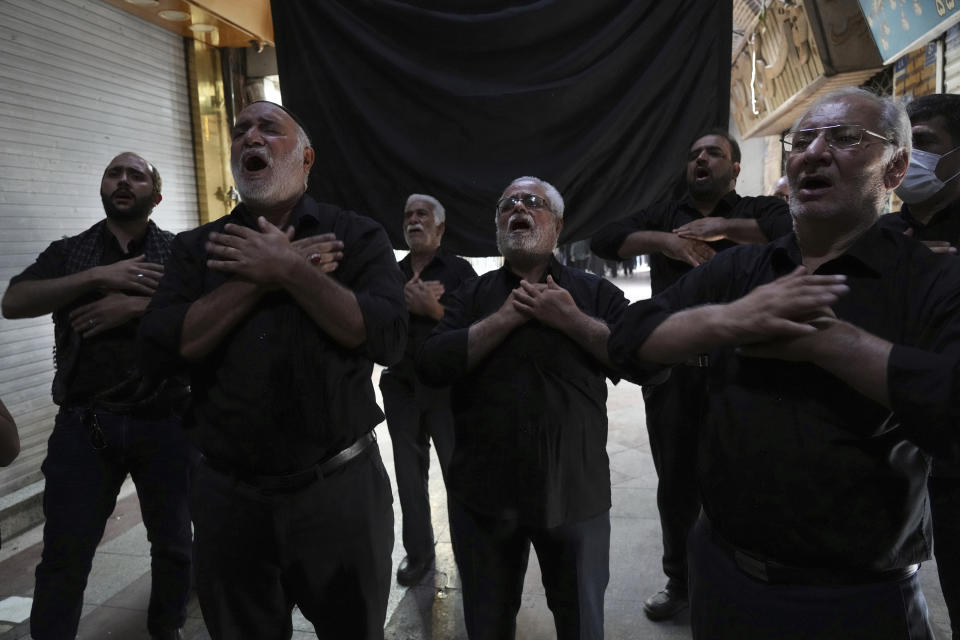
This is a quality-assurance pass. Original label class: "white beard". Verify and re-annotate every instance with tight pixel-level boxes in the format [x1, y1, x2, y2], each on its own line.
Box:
[232, 148, 305, 208]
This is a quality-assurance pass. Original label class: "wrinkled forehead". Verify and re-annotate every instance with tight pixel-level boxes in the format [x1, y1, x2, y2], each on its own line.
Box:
[796, 96, 880, 131]
[234, 102, 297, 132]
[689, 134, 731, 157]
[405, 198, 434, 214]
[502, 179, 545, 199]
[104, 153, 149, 175]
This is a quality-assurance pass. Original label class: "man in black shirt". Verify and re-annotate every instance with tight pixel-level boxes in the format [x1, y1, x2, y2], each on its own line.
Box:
[610, 87, 959, 638]
[419, 176, 631, 639]
[380, 194, 476, 587]
[139, 102, 407, 639]
[885, 93, 960, 639]
[2, 153, 193, 640]
[590, 129, 792, 620]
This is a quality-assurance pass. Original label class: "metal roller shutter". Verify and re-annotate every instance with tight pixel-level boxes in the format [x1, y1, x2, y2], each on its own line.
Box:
[945, 25, 960, 93]
[0, 0, 200, 495]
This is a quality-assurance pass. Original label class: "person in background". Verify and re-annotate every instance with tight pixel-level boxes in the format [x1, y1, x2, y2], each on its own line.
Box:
[2, 152, 193, 640]
[590, 129, 792, 621]
[381, 193, 476, 586]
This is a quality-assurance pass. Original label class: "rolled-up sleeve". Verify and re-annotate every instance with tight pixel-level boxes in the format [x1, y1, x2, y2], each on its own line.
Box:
[139, 231, 204, 377]
[340, 219, 407, 366]
[590, 208, 656, 260]
[416, 279, 475, 386]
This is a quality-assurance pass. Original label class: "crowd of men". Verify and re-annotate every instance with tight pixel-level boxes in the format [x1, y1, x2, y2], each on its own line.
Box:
[2, 87, 960, 640]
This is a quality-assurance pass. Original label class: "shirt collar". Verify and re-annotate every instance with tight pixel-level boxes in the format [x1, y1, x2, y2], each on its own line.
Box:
[500, 254, 564, 284]
[770, 222, 890, 278]
[680, 190, 740, 215]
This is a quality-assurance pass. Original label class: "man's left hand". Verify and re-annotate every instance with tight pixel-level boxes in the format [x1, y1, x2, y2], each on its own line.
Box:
[513, 276, 579, 329]
[673, 218, 728, 242]
[69, 292, 149, 338]
[205, 217, 300, 285]
[737, 310, 840, 363]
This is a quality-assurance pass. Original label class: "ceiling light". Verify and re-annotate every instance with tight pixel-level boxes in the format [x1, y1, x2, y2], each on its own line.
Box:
[125, 0, 159, 6]
[189, 23, 217, 33]
[158, 10, 190, 21]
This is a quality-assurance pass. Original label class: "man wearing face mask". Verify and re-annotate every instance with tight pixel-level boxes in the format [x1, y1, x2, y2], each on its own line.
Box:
[2, 153, 193, 640]
[883, 93, 960, 639]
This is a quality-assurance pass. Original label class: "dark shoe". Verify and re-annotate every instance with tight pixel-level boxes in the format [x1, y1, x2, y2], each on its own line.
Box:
[642, 585, 688, 621]
[397, 553, 435, 586]
[151, 630, 183, 640]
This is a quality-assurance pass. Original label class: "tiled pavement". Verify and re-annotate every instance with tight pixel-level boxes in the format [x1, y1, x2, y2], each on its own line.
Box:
[0, 273, 952, 639]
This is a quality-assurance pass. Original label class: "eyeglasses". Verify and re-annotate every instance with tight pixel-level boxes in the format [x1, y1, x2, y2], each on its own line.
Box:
[496, 193, 552, 215]
[781, 125, 891, 154]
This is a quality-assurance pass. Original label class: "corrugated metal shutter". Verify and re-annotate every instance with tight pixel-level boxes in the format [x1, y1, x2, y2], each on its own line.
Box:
[945, 25, 960, 93]
[0, 0, 200, 495]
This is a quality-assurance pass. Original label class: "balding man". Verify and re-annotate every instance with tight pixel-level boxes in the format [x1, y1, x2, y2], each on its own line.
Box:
[419, 177, 632, 639]
[140, 102, 407, 639]
[380, 194, 476, 587]
[2, 153, 193, 640]
[610, 87, 960, 638]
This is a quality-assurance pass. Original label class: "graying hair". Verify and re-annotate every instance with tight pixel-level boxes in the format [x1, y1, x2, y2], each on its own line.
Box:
[501, 176, 565, 219]
[405, 194, 446, 224]
[793, 87, 911, 163]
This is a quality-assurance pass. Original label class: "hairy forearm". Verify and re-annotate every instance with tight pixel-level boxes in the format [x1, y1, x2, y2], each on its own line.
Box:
[720, 219, 769, 244]
[803, 321, 891, 408]
[283, 261, 366, 349]
[2, 271, 99, 318]
[180, 280, 264, 360]
[636, 305, 731, 363]
[618, 231, 672, 259]
[560, 310, 613, 366]
[467, 312, 519, 369]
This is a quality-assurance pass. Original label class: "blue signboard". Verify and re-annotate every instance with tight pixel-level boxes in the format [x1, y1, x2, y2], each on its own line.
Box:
[859, 0, 960, 64]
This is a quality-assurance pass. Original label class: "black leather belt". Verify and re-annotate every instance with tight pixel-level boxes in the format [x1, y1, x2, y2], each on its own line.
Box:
[203, 431, 377, 492]
[707, 519, 919, 586]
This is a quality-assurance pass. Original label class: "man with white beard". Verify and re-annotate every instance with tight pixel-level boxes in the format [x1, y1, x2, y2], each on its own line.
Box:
[139, 101, 407, 639]
[418, 177, 633, 640]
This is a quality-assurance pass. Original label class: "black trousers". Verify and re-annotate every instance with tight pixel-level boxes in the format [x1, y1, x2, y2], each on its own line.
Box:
[380, 371, 454, 560]
[190, 442, 394, 640]
[448, 496, 610, 640]
[641, 364, 704, 589]
[687, 516, 934, 640]
[31, 407, 195, 639]
[930, 474, 960, 639]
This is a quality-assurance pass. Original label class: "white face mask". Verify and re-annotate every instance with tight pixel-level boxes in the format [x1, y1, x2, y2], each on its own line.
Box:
[895, 147, 960, 204]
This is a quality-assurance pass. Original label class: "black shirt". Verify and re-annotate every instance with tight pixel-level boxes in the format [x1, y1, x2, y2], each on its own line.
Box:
[417, 258, 629, 528]
[10, 225, 148, 403]
[878, 200, 960, 248]
[590, 191, 792, 295]
[139, 195, 407, 475]
[609, 224, 960, 570]
[386, 247, 477, 385]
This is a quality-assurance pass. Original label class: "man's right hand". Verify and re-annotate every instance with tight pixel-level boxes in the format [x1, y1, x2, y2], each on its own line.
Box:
[292, 233, 344, 273]
[659, 234, 716, 267]
[92, 256, 163, 295]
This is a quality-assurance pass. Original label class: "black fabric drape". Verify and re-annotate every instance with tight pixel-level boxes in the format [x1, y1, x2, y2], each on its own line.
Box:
[271, 1, 732, 256]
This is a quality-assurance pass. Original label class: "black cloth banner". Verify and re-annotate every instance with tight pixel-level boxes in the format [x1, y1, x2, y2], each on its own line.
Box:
[271, 1, 732, 256]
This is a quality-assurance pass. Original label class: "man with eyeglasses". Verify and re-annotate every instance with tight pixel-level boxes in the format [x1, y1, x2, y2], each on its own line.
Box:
[418, 176, 633, 639]
[590, 128, 792, 621]
[609, 86, 960, 638]
[379, 194, 476, 588]
[880, 93, 960, 640]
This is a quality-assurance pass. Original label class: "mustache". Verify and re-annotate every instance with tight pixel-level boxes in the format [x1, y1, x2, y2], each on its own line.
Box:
[406, 223, 424, 232]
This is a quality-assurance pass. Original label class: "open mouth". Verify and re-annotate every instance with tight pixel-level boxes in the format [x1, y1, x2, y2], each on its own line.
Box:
[797, 174, 832, 193]
[242, 153, 269, 172]
[508, 215, 533, 232]
[694, 167, 710, 179]
[112, 190, 134, 204]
